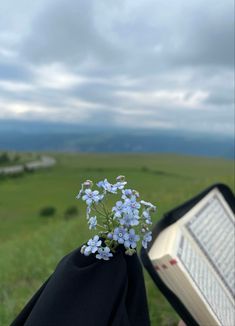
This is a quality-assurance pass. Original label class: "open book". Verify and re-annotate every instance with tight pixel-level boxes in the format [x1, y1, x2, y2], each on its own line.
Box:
[141, 184, 235, 326]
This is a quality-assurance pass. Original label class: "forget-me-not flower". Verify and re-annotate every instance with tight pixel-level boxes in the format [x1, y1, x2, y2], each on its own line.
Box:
[112, 201, 124, 218]
[124, 229, 140, 248]
[119, 212, 140, 227]
[82, 189, 101, 206]
[107, 233, 113, 239]
[114, 182, 126, 190]
[125, 196, 141, 216]
[114, 176, 127, 190]
[142, 210, 152, 224]
[76, 180, 94, 199]
[86, 235, 102, 253]
[121, 189, 133, 199]
[113, 227, 128, 244]
[97, 179, 117, 193]
[96, 247, 113, 260]
[88, 216, 97, 230]
[142, 231, 152, 249]
[77, 176, 156, 261]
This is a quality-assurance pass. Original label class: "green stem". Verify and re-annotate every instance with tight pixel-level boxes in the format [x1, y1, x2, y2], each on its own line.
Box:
[93, 206, 107, 218]
[101, 202, 109, 217]
[97, 224, 107, 230]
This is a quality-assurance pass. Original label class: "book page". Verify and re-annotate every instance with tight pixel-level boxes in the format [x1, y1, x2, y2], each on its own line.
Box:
[177, 234, 235, 326]
[184, 192, 235, 299]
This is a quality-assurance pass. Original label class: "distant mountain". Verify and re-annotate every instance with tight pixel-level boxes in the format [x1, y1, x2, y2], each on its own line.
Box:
[0, 119, 234, 159]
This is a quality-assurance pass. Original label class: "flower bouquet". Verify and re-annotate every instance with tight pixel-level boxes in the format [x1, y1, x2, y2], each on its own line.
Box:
[76, 176, 157, 260]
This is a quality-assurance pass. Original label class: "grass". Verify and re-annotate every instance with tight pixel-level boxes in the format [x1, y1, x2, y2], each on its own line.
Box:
[0, 153, 234, 325]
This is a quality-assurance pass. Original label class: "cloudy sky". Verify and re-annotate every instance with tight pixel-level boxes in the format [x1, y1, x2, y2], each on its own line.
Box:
[0, 0, 234, 135]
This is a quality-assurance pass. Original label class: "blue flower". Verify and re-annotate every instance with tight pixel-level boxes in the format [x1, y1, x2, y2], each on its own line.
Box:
[142, 231, 152, 249]
[76, 180, 93, 199]
[82, 189, 101, 206]
[113, 227, 128, 244]
[112, 201, 124, 218]
[88, 216, 97, 230]
[115, 182, 126, 190]
[112, 175, 127, 191]
[84, 247, 91, 256]
[107, 233, 113, 239]
[125, 196, 141, 209]
[97, 179, 117, 193]
[77, 176, 157, 261]
[86, 235, 102, 254]
[142, 210, 152, 224]
[124, 229, 140, 248]
[130, 214, 140, 226]
[96, 247, 113, 260]
[119, 212, 140, 227]
[124, 196, 141, 216]
[113, 177, 127, 190]
[121, 189, 133, 199]
[119, 213, 132, 226]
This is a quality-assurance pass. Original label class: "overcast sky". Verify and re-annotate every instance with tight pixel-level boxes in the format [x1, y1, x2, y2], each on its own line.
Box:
[0, 0, 234, 135]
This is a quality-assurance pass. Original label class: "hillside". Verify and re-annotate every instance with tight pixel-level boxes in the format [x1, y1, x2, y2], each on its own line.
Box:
[0, 153, 234, 325]
[0, 121, 234, 158]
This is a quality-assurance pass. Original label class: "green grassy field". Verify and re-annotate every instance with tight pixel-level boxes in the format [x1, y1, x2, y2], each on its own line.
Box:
[0, 153, 234, 325]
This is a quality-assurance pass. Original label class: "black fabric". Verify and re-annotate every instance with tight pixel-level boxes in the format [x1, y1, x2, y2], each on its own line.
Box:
[141, 183, 235, 326]
[11, 246, 150, 326]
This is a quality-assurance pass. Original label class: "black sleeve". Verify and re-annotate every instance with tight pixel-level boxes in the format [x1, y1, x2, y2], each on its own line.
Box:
[11, 246, 150, 326]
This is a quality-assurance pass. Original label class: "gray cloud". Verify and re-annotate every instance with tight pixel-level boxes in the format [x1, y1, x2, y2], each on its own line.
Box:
[205, 91, 234, 106]
[21, 0, 122, 66]
[0, 0, 234, 135]
[0, 62, 31, 81]
[21, 0, 234, 70]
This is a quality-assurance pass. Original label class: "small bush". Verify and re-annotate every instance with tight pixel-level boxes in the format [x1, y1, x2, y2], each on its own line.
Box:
[0, 152, 10, 165]
[10, 172, 24, 178]
[39, 206, 56, 217]
[64, 206, 78, 220]
[141, 166, 150, 172]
